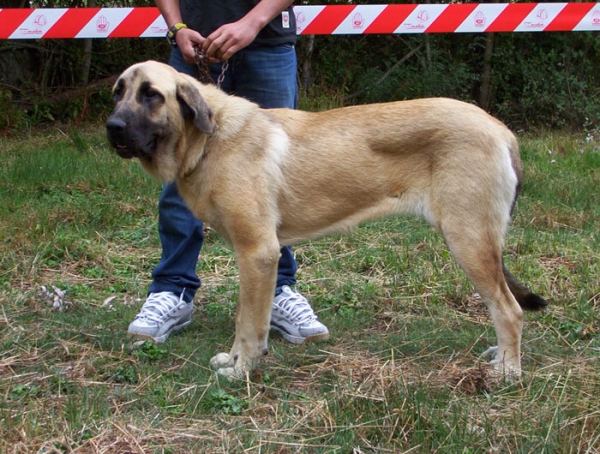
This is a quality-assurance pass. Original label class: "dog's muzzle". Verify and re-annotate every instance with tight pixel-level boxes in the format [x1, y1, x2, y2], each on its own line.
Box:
[106, 117, 155, 159]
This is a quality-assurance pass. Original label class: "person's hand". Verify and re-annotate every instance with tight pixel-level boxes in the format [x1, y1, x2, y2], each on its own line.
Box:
[175, 27, 205, 64]
[202, 18, 261, 61]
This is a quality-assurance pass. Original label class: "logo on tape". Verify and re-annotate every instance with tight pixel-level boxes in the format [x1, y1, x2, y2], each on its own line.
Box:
[96, 15, 109, 33]
[352, 12, 365, 29]
[33, 15, 47, 27]
[522, 8, 549, 29]
[474, 11, 486, 28]
[401, 9, 430, 30]
[19, 14, 46, 35]
[295, 11, 306, 33]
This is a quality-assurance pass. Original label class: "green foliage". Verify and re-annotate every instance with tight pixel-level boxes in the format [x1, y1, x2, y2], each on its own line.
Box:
[1, 31, 170, 130]
[493, 33, 600, 130]
[0, 87, 27, 131]
[133, 341, 169, 361]
[109, 364, 139, 384]
[9, 384, 42, 400]
[204, 389, 249, 415]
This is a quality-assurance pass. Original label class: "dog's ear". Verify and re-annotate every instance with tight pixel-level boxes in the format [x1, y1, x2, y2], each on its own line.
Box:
[176, 80, 214, 135]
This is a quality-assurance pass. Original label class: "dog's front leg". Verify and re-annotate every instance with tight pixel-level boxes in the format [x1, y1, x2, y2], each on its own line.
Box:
[210, 237, 280, 380]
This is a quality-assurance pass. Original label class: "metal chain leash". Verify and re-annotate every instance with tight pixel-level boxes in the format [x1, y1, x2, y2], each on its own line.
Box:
[194, 46, 229, 89]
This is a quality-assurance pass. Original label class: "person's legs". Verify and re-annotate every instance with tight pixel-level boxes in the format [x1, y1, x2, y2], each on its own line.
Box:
[222, 45, 299, 289]
[127, 49, 202, 342]
[148, 182, 203, 303]
[228, 45, 298, 109]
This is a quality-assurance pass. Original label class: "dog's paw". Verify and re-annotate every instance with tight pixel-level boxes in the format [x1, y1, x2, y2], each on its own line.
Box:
[481, 346, 498, 360]
[215, 366, 247, 381]
[209, 352, 248, 381]
[481, 346, 521, 379]
[210, 352, 234, 369]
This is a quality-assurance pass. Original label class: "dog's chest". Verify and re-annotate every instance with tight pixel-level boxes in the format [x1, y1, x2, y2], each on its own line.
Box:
[177, 177, 217, 223]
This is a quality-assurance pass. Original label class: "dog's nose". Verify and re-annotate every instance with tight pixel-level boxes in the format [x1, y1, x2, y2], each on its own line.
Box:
[106, 117, 126, 134]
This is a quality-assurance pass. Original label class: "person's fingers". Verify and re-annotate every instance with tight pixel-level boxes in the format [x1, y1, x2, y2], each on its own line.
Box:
[177, 28, 205, 63]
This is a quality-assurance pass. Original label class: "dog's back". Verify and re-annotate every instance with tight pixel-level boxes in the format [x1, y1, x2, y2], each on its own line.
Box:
[270, 98, 518, 244]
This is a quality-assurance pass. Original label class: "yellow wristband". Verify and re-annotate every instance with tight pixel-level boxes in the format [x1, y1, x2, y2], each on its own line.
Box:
[166, 22, 188, 47]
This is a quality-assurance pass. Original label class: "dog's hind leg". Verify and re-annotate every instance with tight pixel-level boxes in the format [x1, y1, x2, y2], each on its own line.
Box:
[440, 220, 525, 377]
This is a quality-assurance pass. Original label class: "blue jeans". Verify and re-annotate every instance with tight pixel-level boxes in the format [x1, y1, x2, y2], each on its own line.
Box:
[149, 45, 299, 302]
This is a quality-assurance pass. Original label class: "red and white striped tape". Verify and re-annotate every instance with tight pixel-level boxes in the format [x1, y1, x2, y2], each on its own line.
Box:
[1, 4, 599, 39]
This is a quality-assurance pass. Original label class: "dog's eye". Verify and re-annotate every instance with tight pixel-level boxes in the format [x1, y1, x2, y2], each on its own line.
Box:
[145, 88, 161, 99]
[113, 80, 125, 101]
[140, 83, 163, 102]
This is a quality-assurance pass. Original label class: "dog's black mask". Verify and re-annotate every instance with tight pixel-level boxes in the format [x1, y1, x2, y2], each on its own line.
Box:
[106, 79, 166, 159]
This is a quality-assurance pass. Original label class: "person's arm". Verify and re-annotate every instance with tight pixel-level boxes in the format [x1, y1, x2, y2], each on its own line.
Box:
[203, 0, 295, 61]
[155, 0, 204, 64]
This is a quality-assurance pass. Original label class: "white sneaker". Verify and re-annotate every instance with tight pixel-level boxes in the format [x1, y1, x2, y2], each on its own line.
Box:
[271, 286, 330, 344]
[128, 292, 193, 343]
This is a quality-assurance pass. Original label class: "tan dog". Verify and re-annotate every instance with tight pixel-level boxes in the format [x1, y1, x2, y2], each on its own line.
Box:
[106, 60, 546, 380]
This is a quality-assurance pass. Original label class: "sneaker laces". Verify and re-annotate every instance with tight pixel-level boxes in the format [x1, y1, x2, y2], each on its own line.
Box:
[136, 292, 186, 324]
[274, 287, 318, 326]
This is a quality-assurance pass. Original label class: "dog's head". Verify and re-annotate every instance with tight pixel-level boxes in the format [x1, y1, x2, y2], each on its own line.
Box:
[106, 60, 213, 181]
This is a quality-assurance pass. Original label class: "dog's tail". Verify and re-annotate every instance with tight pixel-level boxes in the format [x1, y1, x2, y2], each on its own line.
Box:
[503, 144, 547, 311]
[503, 265, 548, 311]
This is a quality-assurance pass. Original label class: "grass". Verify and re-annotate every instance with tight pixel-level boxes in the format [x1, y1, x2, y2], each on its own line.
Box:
[0, 124, 598, 453]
